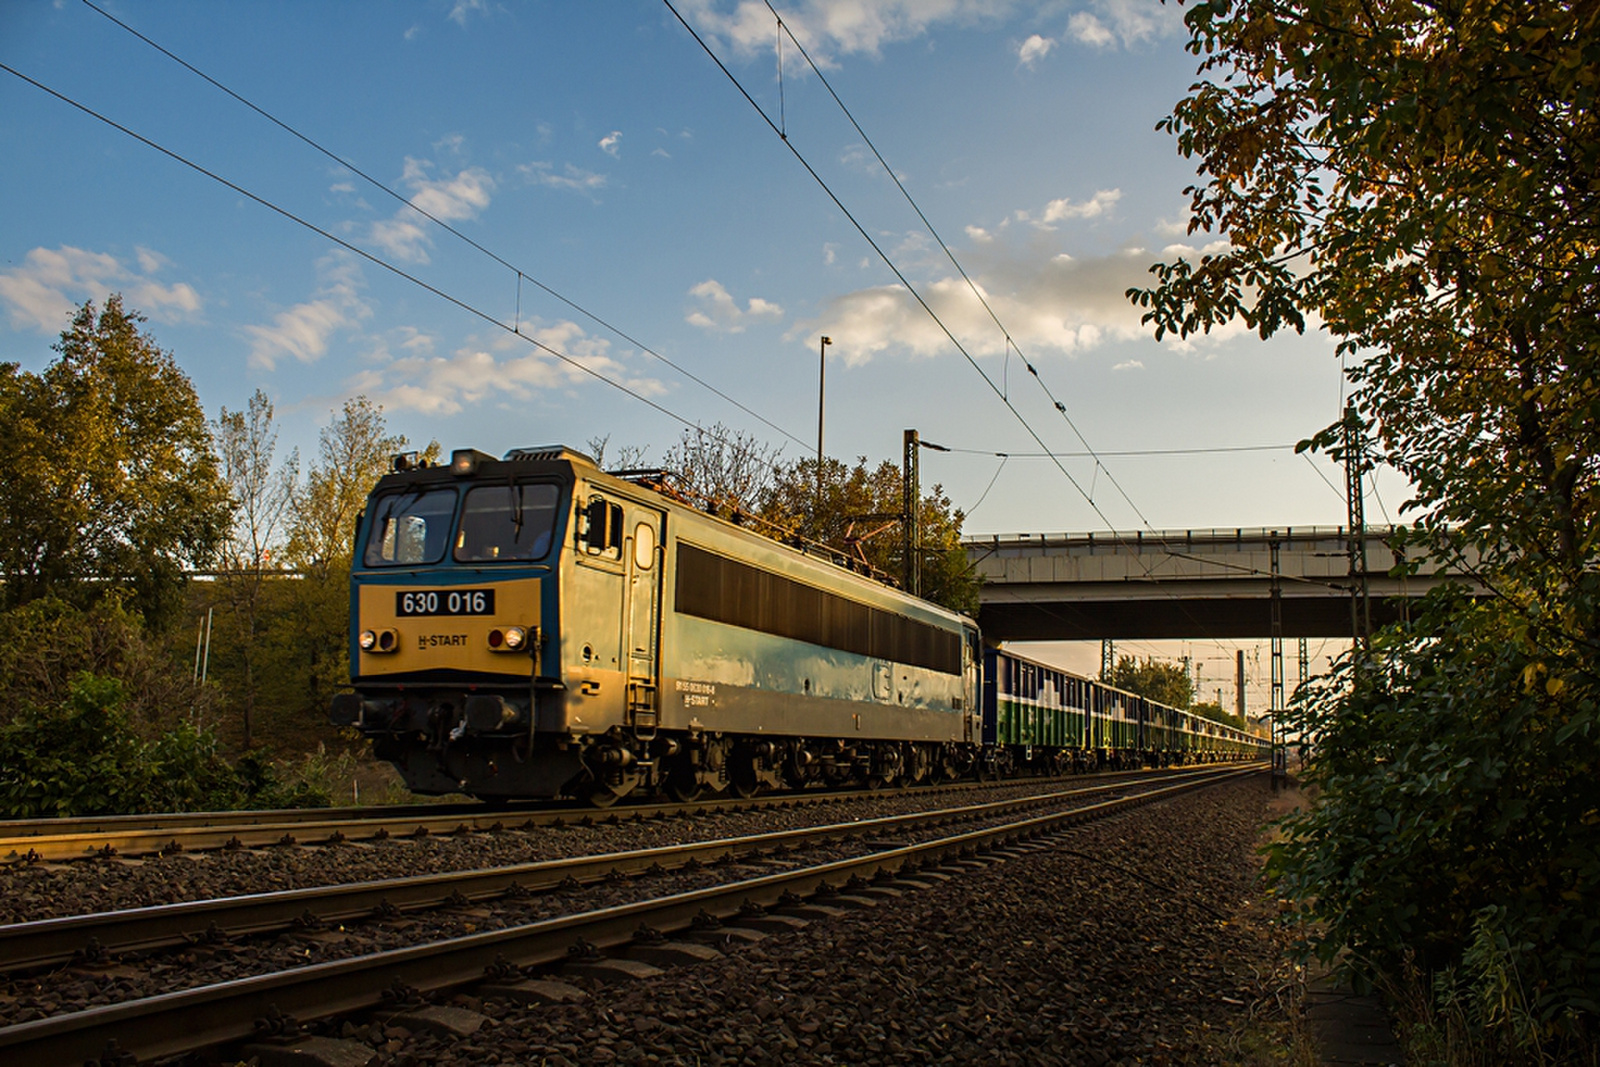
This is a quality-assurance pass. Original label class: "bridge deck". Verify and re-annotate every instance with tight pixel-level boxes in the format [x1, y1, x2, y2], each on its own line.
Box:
[963, 526, 1475, 640]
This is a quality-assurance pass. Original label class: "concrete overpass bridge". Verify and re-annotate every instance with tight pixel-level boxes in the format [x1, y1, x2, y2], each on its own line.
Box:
[963, 525, 1479, 641]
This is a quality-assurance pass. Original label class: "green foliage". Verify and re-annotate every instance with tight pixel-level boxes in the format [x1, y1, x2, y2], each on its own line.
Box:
[1268, 589, 1599, 1055]
[0, 595, 210, 731]
[0, 674, 147, 817]
[285, 395, 409, 574]
[200, 395, 416, 755]
[0, 672, 324, 817]
[1137, 0, 1600, 1053]
[0, 296, 230, 627]
[214, 388, 299, 748]
[759, 456, 981, 616]
[1110, 655, 1195, 709]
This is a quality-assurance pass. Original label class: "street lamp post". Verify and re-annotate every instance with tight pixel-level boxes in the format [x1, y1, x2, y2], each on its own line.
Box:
[816, 335, 832, 512]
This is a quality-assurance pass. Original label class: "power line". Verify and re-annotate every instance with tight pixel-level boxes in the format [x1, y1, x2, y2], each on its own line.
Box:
[78, 0, 814, 455]
[2, 57, 884, 572]
[939, 442, 1298, 459]
[665, 1, 1288, 646]
[758, 1, 1161, 532]
[662, 0, 1144, 554]
[0, 62, 721, 459]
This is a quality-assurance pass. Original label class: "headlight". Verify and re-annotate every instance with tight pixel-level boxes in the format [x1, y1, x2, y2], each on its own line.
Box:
[360, 628, 399, 654]
[488, 626, 529, 652]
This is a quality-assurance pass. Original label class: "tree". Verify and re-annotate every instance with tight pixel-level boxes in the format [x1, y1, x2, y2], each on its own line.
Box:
[1131, 1, 1600, 1052]
[0, 296, 230, 626]
[1129, 0, 1599, 593]
[584, 434, 649, 472]
[662, 422, 783, 519]
[1110, 655, 1194, 710]
[758, 456, 980, 616]
[214, 389, 298, 747]
[285, 396, 407, 575]
[595, 428, 979, 614]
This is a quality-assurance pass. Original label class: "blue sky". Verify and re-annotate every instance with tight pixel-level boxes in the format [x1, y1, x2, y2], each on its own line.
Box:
[0, 0, 1400, 550]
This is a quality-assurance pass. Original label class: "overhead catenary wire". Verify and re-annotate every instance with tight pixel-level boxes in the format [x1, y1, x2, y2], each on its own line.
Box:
[78, 0, 815, 456]
[744, 4, 1400, 622]
[0, 58, 931, 575]
[940, 442, 1298, 459]
[0, 62, 704, 432]
[757, 0, 1158, 530]
[664, 0, 1363, 657]
[661, 0, 1152, 565]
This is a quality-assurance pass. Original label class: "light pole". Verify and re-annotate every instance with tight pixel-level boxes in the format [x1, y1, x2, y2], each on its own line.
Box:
[816, 336, 832, 513]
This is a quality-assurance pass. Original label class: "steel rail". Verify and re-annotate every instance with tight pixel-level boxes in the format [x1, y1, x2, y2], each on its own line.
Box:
[0, 766, 1258, 1065]
[0, 799, 534, 839]
[0, 762, 1218, 863]
[0, 764, 1241, 973]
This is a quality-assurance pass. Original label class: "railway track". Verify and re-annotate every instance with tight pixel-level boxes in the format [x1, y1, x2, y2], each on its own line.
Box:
[0, 763, 1197, 864]
[0, 764, 1260, 1064]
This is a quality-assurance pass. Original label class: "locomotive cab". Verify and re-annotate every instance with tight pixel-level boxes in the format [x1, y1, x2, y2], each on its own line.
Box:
[331, 446, 590, 798]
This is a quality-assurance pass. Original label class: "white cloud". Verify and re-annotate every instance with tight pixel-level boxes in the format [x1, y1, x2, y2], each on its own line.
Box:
[519, 161, 609, 195]
[1153, 215, 1193, 237]
[678, 0, 1018, 61]
[1033, 188, 1122, 226]
[349, 319, 667, 416]
[243, 253, 372, 371]
[685, 279, 785, 333]
[448, 0, 489, 27]
[598, 131, 622, 158]
[965, 225, 993, 243]
[1067, 12, 1114, 47]
[367, 158, 495, 263]
[1066, 0, 1179, 49]
[1112, 359, 1144, 371]
[0, 245, 201, 333]
[1018, 33, 1055, 66]
[792, 229, 1252, 367]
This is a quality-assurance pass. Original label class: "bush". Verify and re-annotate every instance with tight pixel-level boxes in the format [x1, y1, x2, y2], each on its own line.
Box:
[0, 672, 328, 817]
[1268, 588, 1599, 1059]
[0, 595, 212, 732]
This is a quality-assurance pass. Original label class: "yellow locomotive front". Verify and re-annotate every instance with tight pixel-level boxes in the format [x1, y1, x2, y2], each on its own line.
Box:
[331, 446, 587, 798]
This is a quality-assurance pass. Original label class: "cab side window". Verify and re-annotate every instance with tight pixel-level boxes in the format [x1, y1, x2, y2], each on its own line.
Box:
[576, 495, 624, 559]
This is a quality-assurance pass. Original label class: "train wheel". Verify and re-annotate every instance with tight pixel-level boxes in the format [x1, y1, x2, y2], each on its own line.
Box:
[663, 757, 703, 803]
[583, 771, 640, 808]
[904, 744, 931, 786]
[727, 746, 762, 798]
[583, 783, 624, 808]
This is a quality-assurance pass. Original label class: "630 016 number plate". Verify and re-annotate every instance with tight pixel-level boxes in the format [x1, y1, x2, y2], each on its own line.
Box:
[396, 589, 496, 616]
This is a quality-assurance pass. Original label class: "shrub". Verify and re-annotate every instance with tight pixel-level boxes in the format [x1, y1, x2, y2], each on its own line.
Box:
[0, 672, 328, 817]
[1269, 588, 1599, 1058]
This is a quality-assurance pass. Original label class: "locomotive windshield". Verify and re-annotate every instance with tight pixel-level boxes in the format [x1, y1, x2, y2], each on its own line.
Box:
[363, 488, 458, 566]
[453, 482, 561, 562]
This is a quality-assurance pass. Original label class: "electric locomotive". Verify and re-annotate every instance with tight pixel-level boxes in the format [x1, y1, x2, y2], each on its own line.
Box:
[331, 445, 982, 804]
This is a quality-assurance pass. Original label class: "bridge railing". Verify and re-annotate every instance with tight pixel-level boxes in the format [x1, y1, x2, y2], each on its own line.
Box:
[963, 525, 1406, 553]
